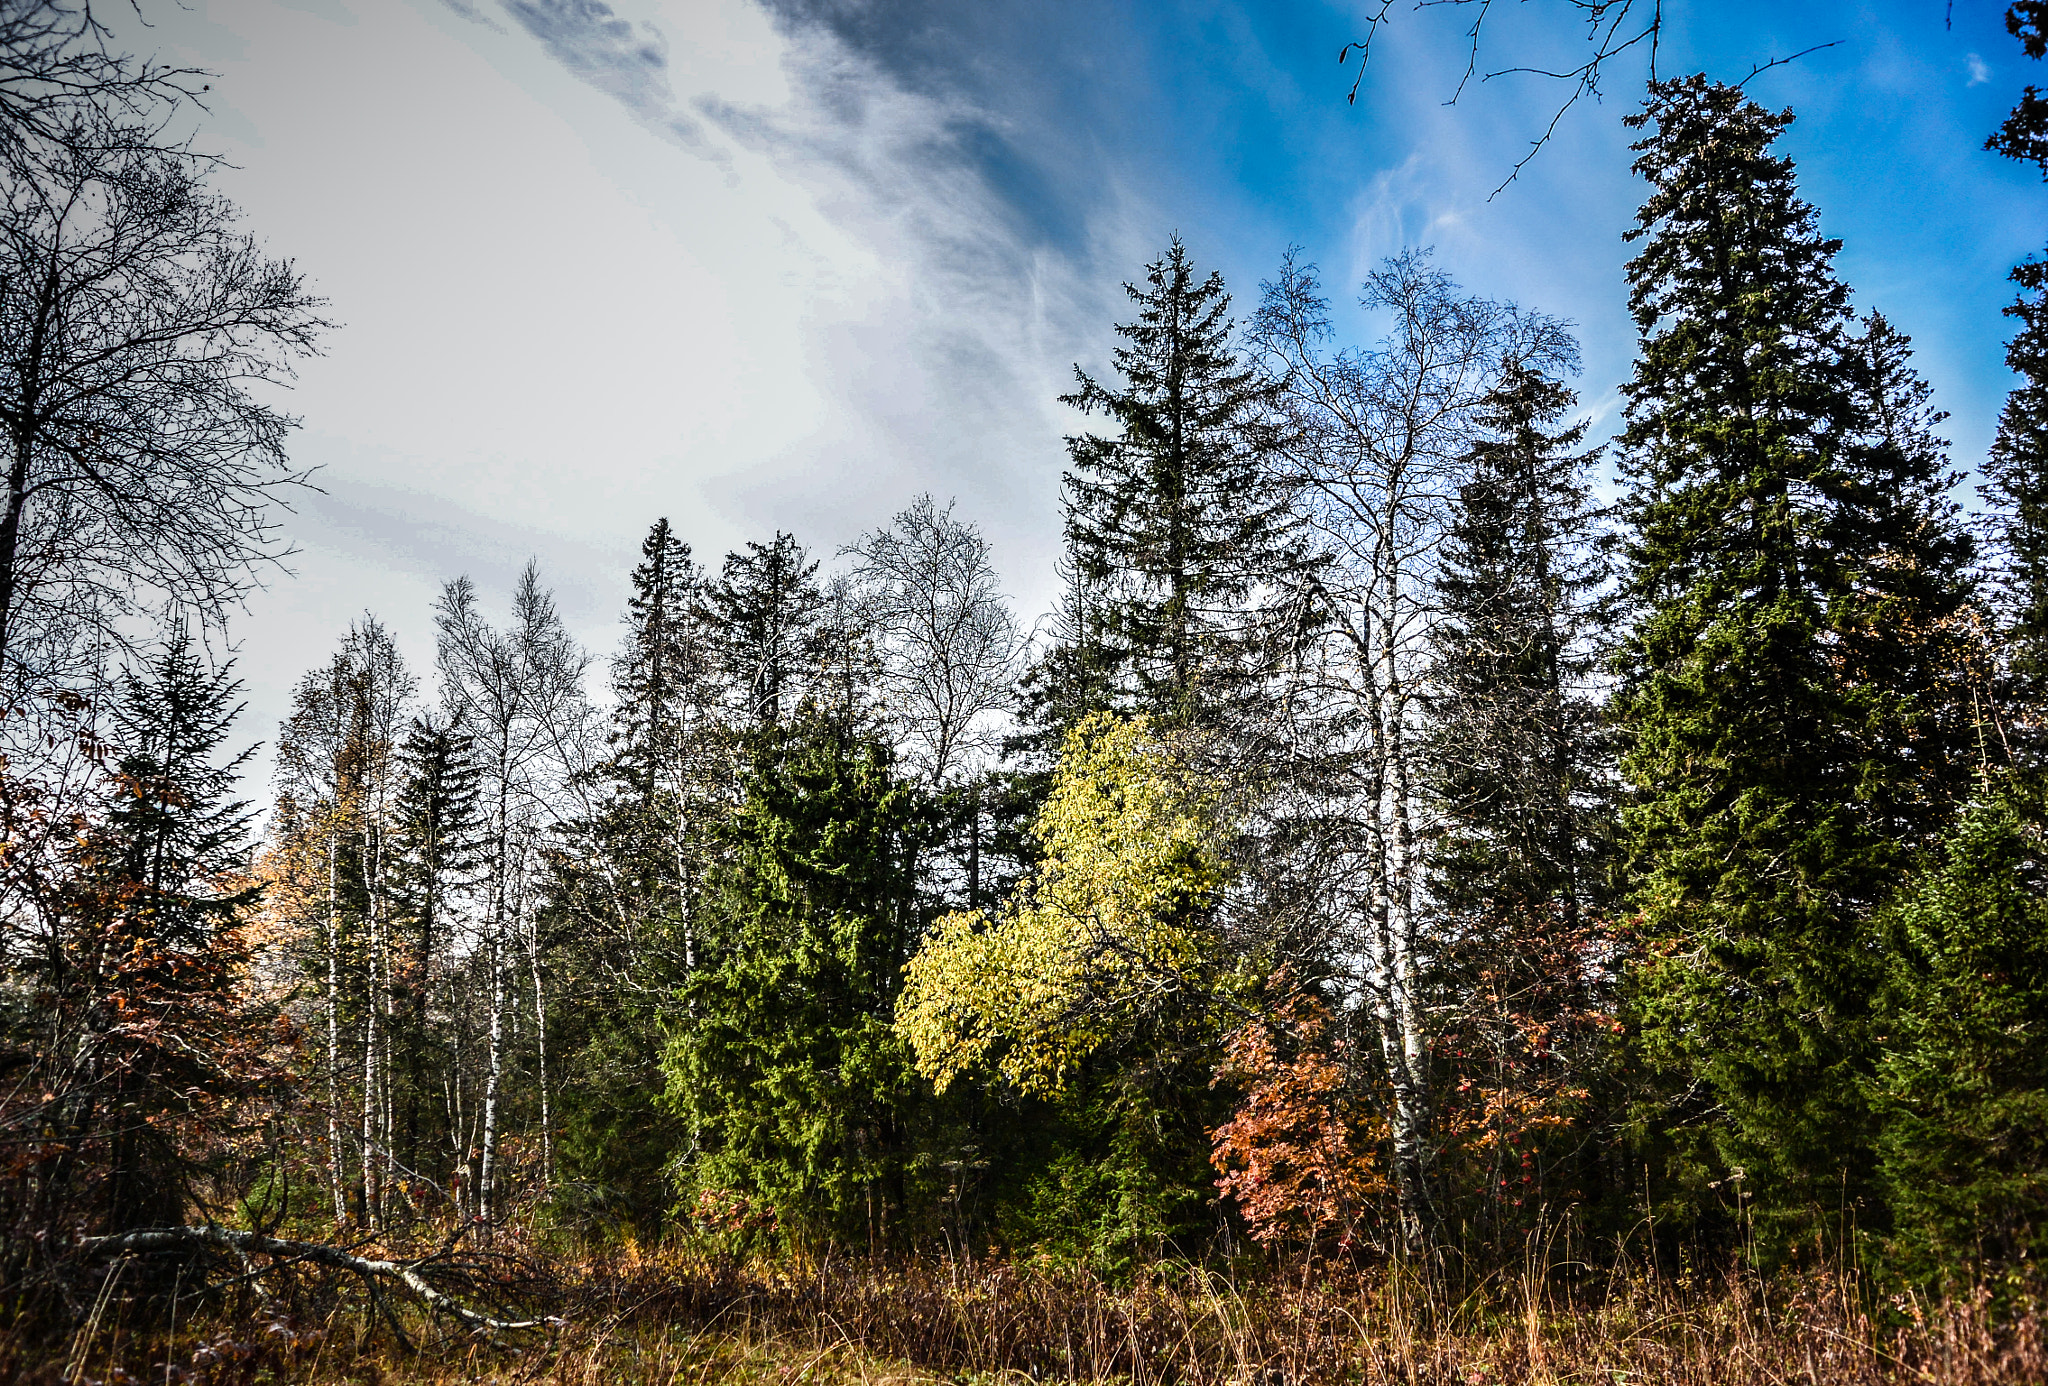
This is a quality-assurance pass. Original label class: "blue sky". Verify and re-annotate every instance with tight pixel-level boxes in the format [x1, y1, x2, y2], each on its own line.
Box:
[131, 0, 2045, 767]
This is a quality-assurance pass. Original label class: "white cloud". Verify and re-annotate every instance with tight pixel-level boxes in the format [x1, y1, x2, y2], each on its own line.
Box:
[127, 0, 1135, 787]
[1969, 52, 1992, 87]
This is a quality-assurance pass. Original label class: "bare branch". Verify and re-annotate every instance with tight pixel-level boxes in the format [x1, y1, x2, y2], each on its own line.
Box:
[80, 1224, 558, 1332]
[1339, 2, 1840, 196]
[1734, 40, 1843, 87]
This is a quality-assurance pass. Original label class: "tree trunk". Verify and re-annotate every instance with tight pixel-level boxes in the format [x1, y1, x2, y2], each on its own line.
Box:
[0, 263, 56, 675]
[1379, 514, 1433, 1259]
[478, 751, 512, 1223]
[325, 826, 346, 1228]
[523, 858, 552, 1190]
[479, 927, 506, 1224]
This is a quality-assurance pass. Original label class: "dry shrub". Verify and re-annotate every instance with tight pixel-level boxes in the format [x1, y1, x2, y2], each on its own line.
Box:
[531, 1249, 2048, 1386]
[18, 1249, 2048, 1385]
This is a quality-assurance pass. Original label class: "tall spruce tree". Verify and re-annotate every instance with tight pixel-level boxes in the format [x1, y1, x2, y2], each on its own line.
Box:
[1989, 280, 2048, 772]
[702, 532, 827, 731]
[1614, 77, 1977, 1248]
[552, 520, 719, 1230]
[95, 624, 262, 1232]
[1054, 237, 1306, 734]
[661, 711, 919, 1248]
[1427, 359, 1608, 922]
[580, 518, 721, 964]
[107, 623, 259, 935]
[1423, 359, 1614, 1254]
[1986, 2, 2048, 776]
[614, 518, 710, 799]
[387, 712, 481, 1172]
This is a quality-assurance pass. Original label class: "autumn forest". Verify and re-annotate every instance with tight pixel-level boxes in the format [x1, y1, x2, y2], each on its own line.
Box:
[7, 3, 2048, 1383]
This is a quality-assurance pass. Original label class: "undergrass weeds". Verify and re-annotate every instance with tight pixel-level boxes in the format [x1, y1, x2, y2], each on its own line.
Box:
[9, 1245, 2046, 1384]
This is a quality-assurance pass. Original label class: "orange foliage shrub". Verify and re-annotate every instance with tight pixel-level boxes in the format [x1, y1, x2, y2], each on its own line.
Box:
[1209, 994, 1388, 1251]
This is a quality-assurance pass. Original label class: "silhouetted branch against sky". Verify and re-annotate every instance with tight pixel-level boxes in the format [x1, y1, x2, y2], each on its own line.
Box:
[1340, 1, 1859, 196]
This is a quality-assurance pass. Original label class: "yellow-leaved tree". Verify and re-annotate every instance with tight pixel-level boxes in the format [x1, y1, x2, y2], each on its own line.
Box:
[895, 713, 1234, 1097]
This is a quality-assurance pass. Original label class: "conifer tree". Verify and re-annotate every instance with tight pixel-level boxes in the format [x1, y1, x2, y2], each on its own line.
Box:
[1056, 237, 1306, 733]
[1614, 77, 1977, 1246]
[1870, 777, 2048, 1280]
[702, 532, 827, 731]
[94, 624, 263, 1232]
[1988, 286, 2048, 772]
[577, 518, 721, 968]
[614, 518, 710, 798]
[552, 521, 719, 1228]
[107, 622, 259, 932]
[1423, 361, 1614, 1247]
[662, 711, 918, 1247]
[1427, 359, 1607, 923]
[387, 712, 480, 1169]
[1986, 2, 2048, 776]
[1987, 4, 2048, 174]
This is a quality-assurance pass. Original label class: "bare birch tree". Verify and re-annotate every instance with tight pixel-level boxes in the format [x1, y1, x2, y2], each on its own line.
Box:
[0, 2, 207, 162]
[843, 495, 1021, 791]
[274, 617, 414, 1229]
[1250, 249, 1574, 1254]
[433, 561, 588, 1221]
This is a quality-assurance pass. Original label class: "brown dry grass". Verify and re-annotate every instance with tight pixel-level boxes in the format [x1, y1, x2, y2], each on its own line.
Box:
[10, 1246, 2047, 1385]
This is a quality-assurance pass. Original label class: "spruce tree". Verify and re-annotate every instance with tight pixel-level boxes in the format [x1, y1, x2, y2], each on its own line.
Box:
[1423, 359, 1614, 1254]
[106, 622, 259, 934]
[581, 518, 721, 966]
[1986, 2, 2048, 776]
[1614, 77, 1977, 1247]
[387, 712, 481, 1170]
[1988, 282, 2048, 773]
[661, 711, 919, 1247]
[1055, 237, 1306, 733]
[553, 521, 719, 1229]
[701, 532, 827, 730]
[1870, 777, 2048, 1281]
[614, 518, 710, 797]
[1427, 359, 1608, 922]
[1986, 4, 2048, 175]
[95, 624, 262, 1232]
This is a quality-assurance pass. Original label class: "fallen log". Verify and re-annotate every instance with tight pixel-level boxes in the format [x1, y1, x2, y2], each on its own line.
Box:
[79, 1225, 557, 1333]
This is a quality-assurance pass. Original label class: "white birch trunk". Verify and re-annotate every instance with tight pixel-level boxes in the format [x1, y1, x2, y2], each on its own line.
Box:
[523, 869, 551, 1189]
[325, 827, 346, 1228]
[446, 984, 467, 1216]
[359, 852, 379, 1229]
[477, 763, 511, 1224]
[1378, 551, 1433, 1255]
[478, 926, 506, 1222]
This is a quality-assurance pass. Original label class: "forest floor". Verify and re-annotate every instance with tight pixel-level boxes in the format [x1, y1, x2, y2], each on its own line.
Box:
[11, 1247, 2048, 1385]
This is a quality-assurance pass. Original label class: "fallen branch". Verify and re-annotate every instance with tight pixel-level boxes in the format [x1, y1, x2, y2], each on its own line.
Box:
[78, 1225, 558, 1333]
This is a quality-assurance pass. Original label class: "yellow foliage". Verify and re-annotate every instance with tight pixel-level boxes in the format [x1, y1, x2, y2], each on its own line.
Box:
[895, 713, 1228, 1096]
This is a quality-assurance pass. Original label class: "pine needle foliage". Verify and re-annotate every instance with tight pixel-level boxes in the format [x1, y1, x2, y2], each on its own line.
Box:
[1613, 76, 1977, 1251]
[1055, 238, 1307, 735]
[701, 533, 827, 732]
[106, 622, 259, 923]
[1427, 358, 1609, 924]
[661, 711, 919, 1250]
[1987, 3, 2048, 777]
[1871, 777, 2048, 1284]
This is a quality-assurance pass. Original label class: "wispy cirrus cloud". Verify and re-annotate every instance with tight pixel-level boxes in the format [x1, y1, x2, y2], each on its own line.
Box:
[453, 0, 731, 163]
[427, 0, 1162, 608]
